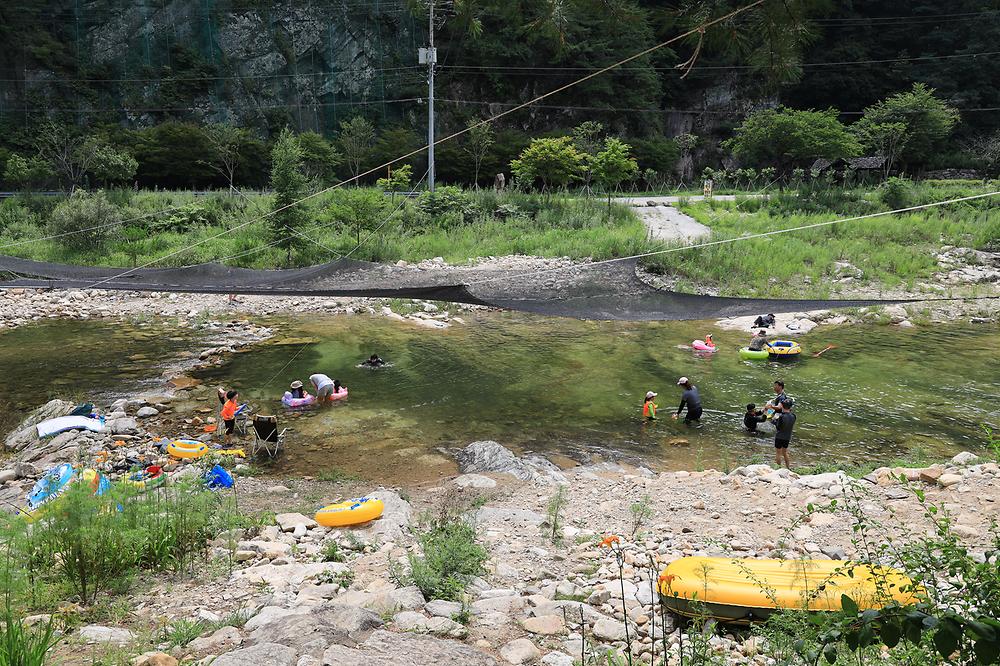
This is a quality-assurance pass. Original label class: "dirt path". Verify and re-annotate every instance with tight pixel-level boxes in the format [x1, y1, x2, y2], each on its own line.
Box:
[614, 196, 723, 243]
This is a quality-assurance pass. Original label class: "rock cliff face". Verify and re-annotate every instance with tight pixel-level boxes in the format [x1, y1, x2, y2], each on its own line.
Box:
[5, 0, 421, 133]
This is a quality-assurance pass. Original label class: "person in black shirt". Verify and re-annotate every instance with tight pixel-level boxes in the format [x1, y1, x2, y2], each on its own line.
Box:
[773, 399, 796, 468]
[752, 313, 776, 328]
[744, 403, 766, 432]
[672, 377, 703, 424]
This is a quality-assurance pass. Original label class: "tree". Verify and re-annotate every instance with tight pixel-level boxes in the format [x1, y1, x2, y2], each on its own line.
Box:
[462, 120, 495, 188]
[338, 116, 376, 182]
[88, 144, 138, 187]
[268, 128, 309, 265]
[3, 154, 53, 190]
[857, 84, 960, 169]
[297, 131, 343, 185]
[129, 122, 217, 188]
[723, 107, 860, 170]
[970, 130, 1000, 178]
[851, 120, 909, 179]
[572, 121, 604, 194]
[591, 138, 638, 211]
[117, 225, 149, 267]
[48, 190, 121, 252]
[202, 124, 248, 194]
[674, 133, 699, 184]
[323, 188, 389, 247]
[510, 136, 584, 192]
[33, 123, 101, 191]
[375, 164, 413, 201]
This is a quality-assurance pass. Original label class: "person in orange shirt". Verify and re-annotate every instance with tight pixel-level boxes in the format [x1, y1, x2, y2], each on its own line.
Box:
[221, 390, 240, 438]
[643, 391, 658, 420]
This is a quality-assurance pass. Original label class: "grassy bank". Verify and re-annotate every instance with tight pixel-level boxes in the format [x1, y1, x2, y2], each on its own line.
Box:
[646, 180, 1000, 297]
[0, 181, 997, 298]
[0, 188, 645, 269]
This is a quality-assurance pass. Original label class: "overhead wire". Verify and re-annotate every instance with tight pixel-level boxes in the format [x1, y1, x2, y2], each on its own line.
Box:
[75, 0, 769, 291]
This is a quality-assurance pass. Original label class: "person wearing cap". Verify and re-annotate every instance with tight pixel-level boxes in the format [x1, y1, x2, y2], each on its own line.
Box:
[643, 391, 658, 420]
[289, 380, 306, 400]
[748, 330, 769, 352]
[672, 377, 703, 424]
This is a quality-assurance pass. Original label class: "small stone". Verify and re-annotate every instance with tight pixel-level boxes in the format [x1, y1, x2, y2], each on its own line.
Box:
[522, 614, 566, 636]
[541, 653, 575, 666]
[136, 406, 159, 418]
[267, 485, 291, 494]
[453, 473, 497, 489]
[919, 467, 944, 484]
[500, 638, 541, 664]
[132, 653, 178, 666]
[275, 512, 317, 532]
[79, 625, 135, 644]
[950, 452, 980, 466]
[938, 474, 963, 488]
[592, 617, 628, 642]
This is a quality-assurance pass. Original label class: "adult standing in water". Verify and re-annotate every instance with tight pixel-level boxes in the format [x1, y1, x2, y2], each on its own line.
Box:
[772, 399, 796, 468]
[672, 377, 703, 424]
[309, 372, 336, 404]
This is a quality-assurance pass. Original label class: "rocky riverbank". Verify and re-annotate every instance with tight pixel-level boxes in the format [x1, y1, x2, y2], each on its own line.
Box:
[2, 400, 996, 665]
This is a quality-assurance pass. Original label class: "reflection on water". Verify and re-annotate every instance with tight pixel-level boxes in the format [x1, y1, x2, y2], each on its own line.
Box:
[191, 312, 1000, 482]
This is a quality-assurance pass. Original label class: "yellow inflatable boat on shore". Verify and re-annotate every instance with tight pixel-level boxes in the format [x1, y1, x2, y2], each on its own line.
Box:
[658, 557, 918, 623]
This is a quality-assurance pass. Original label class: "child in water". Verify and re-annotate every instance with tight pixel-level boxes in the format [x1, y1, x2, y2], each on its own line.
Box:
[744, 403, 766, 432]
[643, 391, 658, 420]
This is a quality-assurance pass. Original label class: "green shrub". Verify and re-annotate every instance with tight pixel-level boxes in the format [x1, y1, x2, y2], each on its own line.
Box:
[404, 519, 487, 601]
[1, 480, 240, 606]
[414, 186, 475, 226]
[48, 190, 121, 251]
[879, 177, 913, 210]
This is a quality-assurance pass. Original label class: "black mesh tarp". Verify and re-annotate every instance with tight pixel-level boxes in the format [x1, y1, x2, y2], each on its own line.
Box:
[0, 255, 909, 321]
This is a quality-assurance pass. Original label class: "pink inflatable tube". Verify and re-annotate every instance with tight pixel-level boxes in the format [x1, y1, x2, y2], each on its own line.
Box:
[691, 339, 718, 352]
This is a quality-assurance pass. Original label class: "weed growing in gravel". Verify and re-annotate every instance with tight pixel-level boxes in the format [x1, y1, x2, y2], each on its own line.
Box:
[628, 494, 654, 537]
[163, 618, 206, 648]
[546, 484, 568, 544]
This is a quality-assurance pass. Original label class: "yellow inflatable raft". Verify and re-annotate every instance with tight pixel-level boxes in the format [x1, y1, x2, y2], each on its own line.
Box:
[658, 557, 918, 623]
[315, 497, 384, 528]
[767, 340, 802, 357]
[166, 439, 209, 459]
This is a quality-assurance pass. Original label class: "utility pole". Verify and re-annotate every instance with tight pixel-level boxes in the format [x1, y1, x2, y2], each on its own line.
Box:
[419, 1, 437, 191]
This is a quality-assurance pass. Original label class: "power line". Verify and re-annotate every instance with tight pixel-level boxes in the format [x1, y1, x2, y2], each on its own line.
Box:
[435, 98, 1000, 116]
[3, 65, 424, 84]
[437, 50, 1000, 74]
[10, 95, 427, 115]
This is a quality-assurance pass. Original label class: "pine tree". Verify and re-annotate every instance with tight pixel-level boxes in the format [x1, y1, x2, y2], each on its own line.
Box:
[269, 128, 309, 265]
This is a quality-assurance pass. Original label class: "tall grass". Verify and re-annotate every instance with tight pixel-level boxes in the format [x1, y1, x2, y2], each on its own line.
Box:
[0, 182, 996, 297]
[0, 479, 247, 608]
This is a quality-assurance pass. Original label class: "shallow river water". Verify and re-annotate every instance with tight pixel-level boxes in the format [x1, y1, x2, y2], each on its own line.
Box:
[2, 314, 998, 483]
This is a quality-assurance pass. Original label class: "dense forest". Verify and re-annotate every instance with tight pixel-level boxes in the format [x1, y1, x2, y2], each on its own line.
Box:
[0, 0, 998, 189]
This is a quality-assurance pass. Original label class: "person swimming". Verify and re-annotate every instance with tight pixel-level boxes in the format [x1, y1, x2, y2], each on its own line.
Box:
[361, 354, 387, 368]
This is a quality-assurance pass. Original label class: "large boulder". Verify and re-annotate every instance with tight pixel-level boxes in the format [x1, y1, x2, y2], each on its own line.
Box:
[4, 399, 76, 452]
[212, 643, 297, 666]
[249, 604, 382, 651]
[456, 441, 565, 483]
[321, 629, 498, 666]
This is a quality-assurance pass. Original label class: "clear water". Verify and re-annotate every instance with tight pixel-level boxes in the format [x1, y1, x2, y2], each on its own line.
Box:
[185, 312, 1000, 482]
[0, 320, 203, 425]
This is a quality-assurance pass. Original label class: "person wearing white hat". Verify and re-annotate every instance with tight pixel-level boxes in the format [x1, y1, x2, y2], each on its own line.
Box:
[672, 377, 703, 423]
[643, 391, 658, 420]
[288, 380, 306, 400]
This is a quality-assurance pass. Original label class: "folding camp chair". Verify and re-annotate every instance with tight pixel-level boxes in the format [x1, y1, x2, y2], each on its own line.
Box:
[234, 403, 250, 437]
[250, 415, 286, 458]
